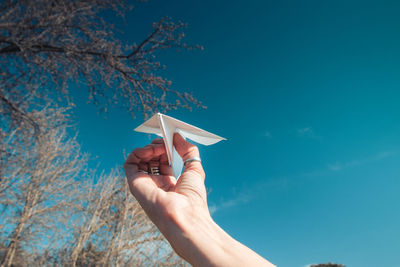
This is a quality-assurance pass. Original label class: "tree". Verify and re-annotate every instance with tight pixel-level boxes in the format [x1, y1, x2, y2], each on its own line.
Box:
[0, 104, 187, 266]
[0, 242, 24, 267]
[0, 0, 204, 136]
[0, 106, 87, 267]
[75, 242, 106, 267]
[64, 171, 186, 267]
[1, 1, 201, 265]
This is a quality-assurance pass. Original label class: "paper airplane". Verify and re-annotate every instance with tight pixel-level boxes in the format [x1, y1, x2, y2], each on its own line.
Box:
[135, 113, 226, 177]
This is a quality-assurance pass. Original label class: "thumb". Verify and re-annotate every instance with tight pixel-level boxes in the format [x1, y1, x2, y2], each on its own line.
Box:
[173, 133, 207, 200]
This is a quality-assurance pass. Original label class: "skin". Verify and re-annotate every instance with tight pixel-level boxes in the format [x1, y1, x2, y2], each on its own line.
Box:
[124, 133, 275, 267]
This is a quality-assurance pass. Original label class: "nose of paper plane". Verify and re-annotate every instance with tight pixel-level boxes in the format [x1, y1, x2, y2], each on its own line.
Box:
[172, 147, 184, 179]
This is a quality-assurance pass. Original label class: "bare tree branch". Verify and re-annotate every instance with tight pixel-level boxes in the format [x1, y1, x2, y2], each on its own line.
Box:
[0, 0, 205, 134]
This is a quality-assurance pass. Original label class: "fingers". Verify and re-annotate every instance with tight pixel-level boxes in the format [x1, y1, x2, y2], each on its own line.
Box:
[124, 139, 177, 199]
[151, 138, 164, 144]
[173, 133, 207, 202]
[173, 133, 205, 179]
[124, 141, 163, 195]
[125, 141, 167, 171]
[126, 143, 165, 164]
[149, 138, 174, 176]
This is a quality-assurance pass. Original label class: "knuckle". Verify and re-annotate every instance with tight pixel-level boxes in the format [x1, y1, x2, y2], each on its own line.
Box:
[123, 161, 130, 169]
[131, 147, 141, 154]
[183, 145, 199, 159]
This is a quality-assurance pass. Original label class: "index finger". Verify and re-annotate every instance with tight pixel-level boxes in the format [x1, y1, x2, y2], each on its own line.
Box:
[125, 143, 166, 165]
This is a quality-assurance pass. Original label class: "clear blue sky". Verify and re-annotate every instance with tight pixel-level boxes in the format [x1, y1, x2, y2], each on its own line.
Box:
[71, 1, 400, 266]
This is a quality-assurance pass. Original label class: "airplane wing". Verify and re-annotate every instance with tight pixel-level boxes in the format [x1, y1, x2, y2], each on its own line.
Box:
[134, 113, 226, 177]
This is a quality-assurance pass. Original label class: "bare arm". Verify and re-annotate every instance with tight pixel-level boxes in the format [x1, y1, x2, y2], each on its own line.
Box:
[124, 133, 275, 267]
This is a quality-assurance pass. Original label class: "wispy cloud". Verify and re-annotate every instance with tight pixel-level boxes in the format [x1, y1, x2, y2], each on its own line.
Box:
[209, 177, 289, 215]
[209, 193, 251, 215]
[327, 151, 396, 172]
[296, 127, 321, 140]
[297, 127, 313, 136]
[210, 150, 397, 216]
[263, 131, 272, 139]
[303, 150, 397, 177]
[326, 163, 343, 171]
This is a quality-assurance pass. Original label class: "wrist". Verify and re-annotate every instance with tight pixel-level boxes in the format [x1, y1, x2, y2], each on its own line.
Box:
[164, 208, 275, 267]
[173, 209, 233, 266]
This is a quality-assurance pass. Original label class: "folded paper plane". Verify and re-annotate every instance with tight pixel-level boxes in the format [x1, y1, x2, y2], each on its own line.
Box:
[135, 113, 226, 177]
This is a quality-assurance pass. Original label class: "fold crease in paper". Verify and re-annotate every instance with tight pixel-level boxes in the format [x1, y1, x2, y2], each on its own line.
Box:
[134, 113, 226, 177]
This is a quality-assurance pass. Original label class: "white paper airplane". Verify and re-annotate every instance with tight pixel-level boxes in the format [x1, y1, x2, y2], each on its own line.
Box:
[134, 113, 226, 177]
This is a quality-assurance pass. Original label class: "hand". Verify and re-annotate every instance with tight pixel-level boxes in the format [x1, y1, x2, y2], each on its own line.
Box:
[124, 133, 213, 262]
[124, 133, 275, 267]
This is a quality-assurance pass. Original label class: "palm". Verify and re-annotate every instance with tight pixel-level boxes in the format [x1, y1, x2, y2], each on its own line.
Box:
[133, 170, 207, 219]
[124, 134, 208, 228]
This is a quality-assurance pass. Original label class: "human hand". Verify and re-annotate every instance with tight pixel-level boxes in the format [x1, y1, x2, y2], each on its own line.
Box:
[124, 133, 213, 262]
[124, 133, 274, 267]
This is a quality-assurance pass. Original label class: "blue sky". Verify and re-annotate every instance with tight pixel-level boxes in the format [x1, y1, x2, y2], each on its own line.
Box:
[70, 1, 400, 266]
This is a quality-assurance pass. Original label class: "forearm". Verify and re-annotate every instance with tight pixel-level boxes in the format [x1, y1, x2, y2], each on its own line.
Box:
[162, 209, 275, 267]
